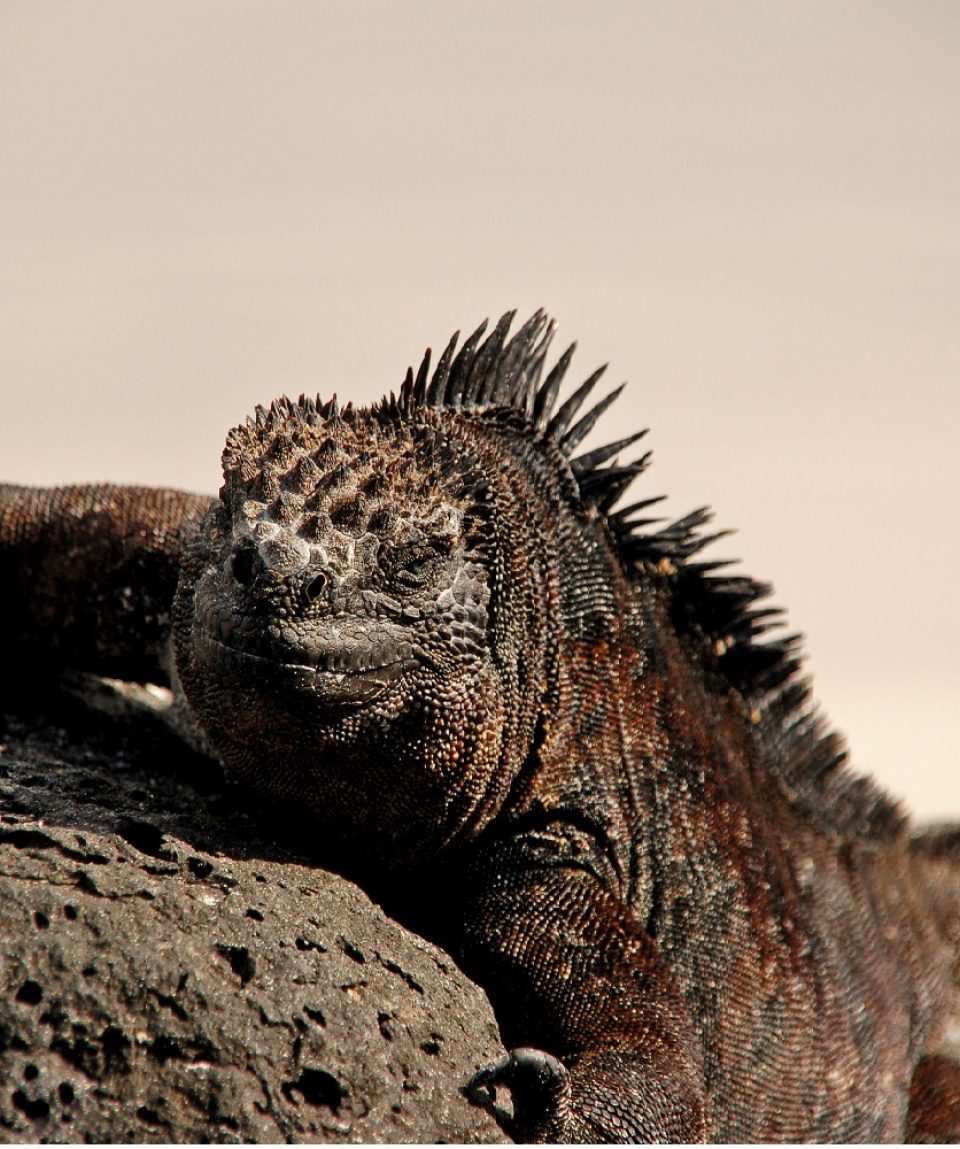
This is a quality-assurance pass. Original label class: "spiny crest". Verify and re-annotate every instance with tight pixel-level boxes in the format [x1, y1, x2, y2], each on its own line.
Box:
[397, 310, 797, 700]
[399, 310, 901, 838]
[398, 308, 625, 453]
[398, 310, 649, 514]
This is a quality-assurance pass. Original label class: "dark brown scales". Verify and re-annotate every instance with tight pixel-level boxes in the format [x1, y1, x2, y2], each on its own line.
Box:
[1, 311, 958, 1141]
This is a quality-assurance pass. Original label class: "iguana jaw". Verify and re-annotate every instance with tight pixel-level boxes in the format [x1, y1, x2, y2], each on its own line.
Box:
[193, 626, 418, 708]
[177, 608, 513, 870]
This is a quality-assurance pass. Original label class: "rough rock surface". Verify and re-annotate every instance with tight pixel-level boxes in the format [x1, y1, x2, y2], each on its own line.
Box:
[0, 676, 507, 1142]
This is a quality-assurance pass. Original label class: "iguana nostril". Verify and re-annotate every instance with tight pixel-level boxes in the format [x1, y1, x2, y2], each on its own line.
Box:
[232, 546, 257, 586]
[303, 571, 328, 603]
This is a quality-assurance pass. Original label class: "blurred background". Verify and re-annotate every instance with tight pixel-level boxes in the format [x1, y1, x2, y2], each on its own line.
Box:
[1, 2, 957, 817]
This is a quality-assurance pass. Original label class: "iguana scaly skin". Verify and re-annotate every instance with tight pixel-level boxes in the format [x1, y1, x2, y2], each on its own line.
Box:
[2, 311, 958, 1141]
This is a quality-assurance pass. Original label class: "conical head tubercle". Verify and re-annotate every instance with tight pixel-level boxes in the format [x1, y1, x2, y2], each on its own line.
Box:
[220, 308, 713, 576]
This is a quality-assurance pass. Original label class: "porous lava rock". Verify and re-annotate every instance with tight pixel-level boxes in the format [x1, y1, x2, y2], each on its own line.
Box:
[0, 677, 507, 1142]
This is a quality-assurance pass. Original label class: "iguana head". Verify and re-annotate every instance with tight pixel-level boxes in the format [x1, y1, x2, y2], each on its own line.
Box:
[174, 312, 611, 868]
[172, 310, 809, 868]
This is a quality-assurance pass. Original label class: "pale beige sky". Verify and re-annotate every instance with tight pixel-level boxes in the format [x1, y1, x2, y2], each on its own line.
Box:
[1, 1, 957, 817]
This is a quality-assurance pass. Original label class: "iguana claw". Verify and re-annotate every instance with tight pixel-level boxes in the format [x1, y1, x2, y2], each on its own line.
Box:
[467, 1047, 570, 1135]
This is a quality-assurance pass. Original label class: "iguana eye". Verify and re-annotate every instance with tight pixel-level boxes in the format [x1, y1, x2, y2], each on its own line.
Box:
[380, 543, 445, 591]
[393, 551, 436, 587]
[406, 555, 433, 578]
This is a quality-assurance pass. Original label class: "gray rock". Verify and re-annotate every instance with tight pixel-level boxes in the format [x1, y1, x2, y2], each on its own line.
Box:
[0, 678, 508, 1142]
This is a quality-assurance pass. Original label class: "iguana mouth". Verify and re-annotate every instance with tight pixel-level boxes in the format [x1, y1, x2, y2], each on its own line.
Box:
[308, 641, 415, 674]
[194, 628, 416, 704]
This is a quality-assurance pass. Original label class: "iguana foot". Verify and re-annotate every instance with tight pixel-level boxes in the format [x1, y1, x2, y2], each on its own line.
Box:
[468, 1044, 706, 1143]
[467, 1046, 570, 1139]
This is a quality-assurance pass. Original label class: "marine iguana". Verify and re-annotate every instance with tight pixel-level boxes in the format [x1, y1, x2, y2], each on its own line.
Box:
[1, 310, 958, 1142]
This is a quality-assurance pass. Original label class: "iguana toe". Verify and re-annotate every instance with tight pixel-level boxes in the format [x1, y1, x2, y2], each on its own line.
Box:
[467, 1047, 570, 1139]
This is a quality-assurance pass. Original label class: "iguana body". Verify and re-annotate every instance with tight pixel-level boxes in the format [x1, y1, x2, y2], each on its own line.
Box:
[2, 311, 958, 1141]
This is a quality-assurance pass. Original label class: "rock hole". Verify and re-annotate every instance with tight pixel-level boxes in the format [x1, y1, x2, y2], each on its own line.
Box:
[0, 827, 55, 850]
[16, 980, 43, 1006]
[23, 1064, 38, 1081]
[303, 1006, 326, 1027]
[63, 904, 77, 920]
[379, 955, 425, 994]
[100, 1026, 132, 1074]
[147, 988, 188, 1021]
[339, 937, 366, 963]
[147, 1033, 215, 1065]
[63, 846, 109, 865]
[217, 944, 256, 985]
[137, 1106, 165, 1126]
[246, 907, 264, 921]
[148, 1035, 184, 1065]
[282, 1067, 344, 1111]
[74, 870, 101, 895]
[34, 911, 49, 930]
[11, 1090, 50, 1120]
[377, 1012, 396, 1041]
[187, 856, 214, 879]
[117, 818, 175, 864]
[58, 1082, 75, 1105]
